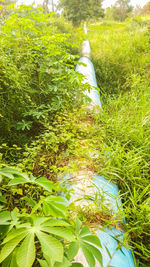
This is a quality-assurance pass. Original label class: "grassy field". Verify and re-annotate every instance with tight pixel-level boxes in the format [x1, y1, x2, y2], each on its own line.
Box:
[88, 18, 150, 265]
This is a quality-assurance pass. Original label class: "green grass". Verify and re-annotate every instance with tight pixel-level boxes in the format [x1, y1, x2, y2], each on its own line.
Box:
[88, 18, 150, 265]
[88, 19, 150, 96]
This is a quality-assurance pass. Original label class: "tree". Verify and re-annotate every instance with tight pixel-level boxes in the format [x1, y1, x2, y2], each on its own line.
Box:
[42, 0, 55, 12]
[59, 0, 104, 25]
[114, 0, 133, 21]
[105, 0, 133, 21]
[141, 1, 150, 15]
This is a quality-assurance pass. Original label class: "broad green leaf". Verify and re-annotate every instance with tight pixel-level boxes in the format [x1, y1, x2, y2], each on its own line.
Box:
[16, 233, 35, 267]
[33, 216, 48, 226]
[44, 254, 55, 267]
[79, 226, 91, 237]
[2, 249, 18, 267]
[0, 232, 28, 263]
[0, 211, 11, 225]
[82, 243, 103, 266]
[67, 242, 79, 261]
[36, 231, 64, 263]
[41, 226, 75, 241]
[8, 177, 27, 186]
[10, 248, 18, 267]
[2, 229, 28, 244]
[43, 197, 67, 217]
[35, 177, 53, 192]
[0, 168, 29, 180]
[81, 245, 95, 267]
[81, 235, 101, 248]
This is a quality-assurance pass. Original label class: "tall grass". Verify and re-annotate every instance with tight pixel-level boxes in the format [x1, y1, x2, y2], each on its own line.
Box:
[88, 19, 150, 96]
[88, 18, 150, 264]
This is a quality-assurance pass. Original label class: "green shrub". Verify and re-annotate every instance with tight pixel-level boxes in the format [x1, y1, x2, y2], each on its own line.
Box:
[0, 5, 85, 145]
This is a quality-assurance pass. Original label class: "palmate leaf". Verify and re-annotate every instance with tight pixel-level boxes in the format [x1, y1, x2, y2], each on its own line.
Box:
[0, 211, 11, 225]
[16, 233, 35, 267]
[43, 196, 68, 217]
[79, 226, 91, 237]
[36, 231, 64, 263]
[8, 177, 27, 186]
[80, 235, 102, 248]
[2, 249, 18, 267]
[81, 245, 95, 267]
[35, 177, 53, 192]
[82, 242, 103, 266]
[80, 235, 103, 267]
[2, 228, 28, 244]
[40, 226, 75, 242]
[68, 219, 103, 267]
[0, 167, 29, 180]
[42, 219, 71, 227]
[67, 242, 79, 261]
[0, 232, 28, 263]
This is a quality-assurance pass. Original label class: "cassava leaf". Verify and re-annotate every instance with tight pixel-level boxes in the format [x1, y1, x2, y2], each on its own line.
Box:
[0, 232, 28, 263]
[0, 211, 11, 225]
[40, 226, 75, 242]
[2, 229, 28, 244]
[16, 233, 35, 267]
[82, 243, 103, 266]
[67, 242, 79, 261]
[81, 244, 95, 267]
[42, 219, 71, 227]
[81, 235, 101, 248]
[35, 177, 53, 192]
[36, 231, 64, 263]
[79, 226, 91, 237]
[8, 177, 27, 186]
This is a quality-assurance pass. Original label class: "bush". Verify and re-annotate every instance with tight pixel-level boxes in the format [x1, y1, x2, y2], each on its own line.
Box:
[0, 5, 85, 145]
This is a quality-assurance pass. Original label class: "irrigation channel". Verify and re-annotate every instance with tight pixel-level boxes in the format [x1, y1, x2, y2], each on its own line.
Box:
[62, 25, 135, 266]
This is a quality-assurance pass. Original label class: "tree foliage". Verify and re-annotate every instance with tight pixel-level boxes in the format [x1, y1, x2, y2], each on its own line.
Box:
[59, 0, 104, 25]
[105, 0, 133, 21]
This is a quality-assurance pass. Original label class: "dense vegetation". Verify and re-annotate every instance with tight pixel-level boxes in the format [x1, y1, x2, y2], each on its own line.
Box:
[88, 17, 150, 265]
[0, 2, 150, 267]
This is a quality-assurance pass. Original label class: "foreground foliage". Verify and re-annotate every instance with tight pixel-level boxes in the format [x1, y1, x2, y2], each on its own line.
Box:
[0, 167, 103, 267]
